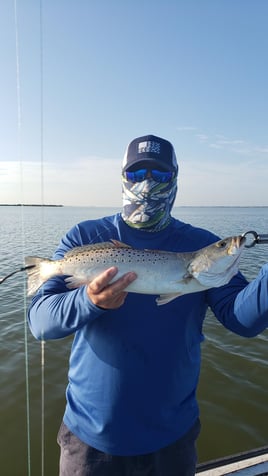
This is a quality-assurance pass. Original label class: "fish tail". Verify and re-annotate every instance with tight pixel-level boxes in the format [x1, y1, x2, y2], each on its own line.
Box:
[24, 256, 51, 296]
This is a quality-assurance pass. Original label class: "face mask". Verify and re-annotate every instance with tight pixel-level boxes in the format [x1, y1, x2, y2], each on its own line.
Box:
[121, 175, 177, 232]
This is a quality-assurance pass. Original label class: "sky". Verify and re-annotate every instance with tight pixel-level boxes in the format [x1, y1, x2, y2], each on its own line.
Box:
[0, 0, 268, 207]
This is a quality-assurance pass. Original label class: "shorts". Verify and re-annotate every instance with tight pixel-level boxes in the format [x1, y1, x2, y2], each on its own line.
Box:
[57, 418, 201, 476]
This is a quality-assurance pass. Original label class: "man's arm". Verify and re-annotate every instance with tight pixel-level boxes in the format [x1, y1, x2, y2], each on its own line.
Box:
[208, 266, 268, 337]
[27, 268, 137, 340]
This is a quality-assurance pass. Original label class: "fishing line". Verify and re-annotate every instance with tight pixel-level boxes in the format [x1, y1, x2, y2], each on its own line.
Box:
[14, 1, 46, 475]
[39, 1, 46, 475]
[39, 0, 45, 476]
[14, 1, 31, 475]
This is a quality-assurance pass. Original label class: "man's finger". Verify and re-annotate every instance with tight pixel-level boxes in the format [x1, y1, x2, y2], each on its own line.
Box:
[89, 267, 119, 294]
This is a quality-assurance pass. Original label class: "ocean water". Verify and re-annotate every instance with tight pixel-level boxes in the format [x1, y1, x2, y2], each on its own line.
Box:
[0, 206, 267, 475]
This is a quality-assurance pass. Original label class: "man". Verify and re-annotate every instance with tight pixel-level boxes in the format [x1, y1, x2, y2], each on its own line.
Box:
[28, 134, 268, 476]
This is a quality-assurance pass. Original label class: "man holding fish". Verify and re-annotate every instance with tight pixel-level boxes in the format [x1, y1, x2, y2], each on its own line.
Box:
[27, 135, 268, 476]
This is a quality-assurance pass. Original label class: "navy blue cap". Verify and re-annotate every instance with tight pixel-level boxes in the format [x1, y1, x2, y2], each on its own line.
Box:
[122, 134, 178, 173]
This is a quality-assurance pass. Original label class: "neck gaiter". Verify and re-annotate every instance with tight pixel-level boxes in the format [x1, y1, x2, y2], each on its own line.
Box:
[122, 175, 177, 232]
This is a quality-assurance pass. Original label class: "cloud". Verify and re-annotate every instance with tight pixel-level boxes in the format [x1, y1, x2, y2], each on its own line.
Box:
[209, 143, 222, 149]
[0, 162, 21, 181]
[254, 147, 268, 154]
[196, 134, 209, 143]
[0, 157, 123, 206]
[176, 156, 268, 206]
[1, 143, 268, 207]
[176, 125, 268, 159]
[208, 137, 248, 153]
[216, 139, 245, 146]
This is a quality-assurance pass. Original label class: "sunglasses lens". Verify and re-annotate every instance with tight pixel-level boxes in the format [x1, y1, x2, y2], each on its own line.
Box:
[125, 169, 147, 182]
[151, 170, 173, 183]
[125, 169, 173, 183]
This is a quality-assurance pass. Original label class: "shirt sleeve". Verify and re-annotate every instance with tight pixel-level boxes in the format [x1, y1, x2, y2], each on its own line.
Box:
[27, 279, 105, 340]
[27, 224, 106, 340]
[233, 264, 268, 333]
[207, 266, 268, 337]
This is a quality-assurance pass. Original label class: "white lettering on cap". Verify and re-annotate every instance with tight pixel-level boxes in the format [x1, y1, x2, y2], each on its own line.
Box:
[138, 141, 161, 154]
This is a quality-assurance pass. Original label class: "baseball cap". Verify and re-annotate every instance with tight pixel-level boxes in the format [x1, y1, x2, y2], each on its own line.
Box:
[122, 134, 178, 173]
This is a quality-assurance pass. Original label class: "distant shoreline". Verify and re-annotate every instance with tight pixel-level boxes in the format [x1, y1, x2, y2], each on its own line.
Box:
[1, 204, 268, 208]
[0, 204, 63, 207]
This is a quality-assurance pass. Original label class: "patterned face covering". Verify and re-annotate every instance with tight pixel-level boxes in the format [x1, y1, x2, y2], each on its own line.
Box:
[122, 174, 178, 232]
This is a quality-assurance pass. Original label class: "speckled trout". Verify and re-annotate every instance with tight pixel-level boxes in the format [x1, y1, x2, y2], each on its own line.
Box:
[0, 236, 245, 305]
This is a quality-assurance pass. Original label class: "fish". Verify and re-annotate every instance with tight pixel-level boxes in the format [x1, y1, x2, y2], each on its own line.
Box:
[0, 236, 245, 305]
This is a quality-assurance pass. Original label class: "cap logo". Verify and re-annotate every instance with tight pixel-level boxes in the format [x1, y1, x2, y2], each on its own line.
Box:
[138, 141, 160, 154]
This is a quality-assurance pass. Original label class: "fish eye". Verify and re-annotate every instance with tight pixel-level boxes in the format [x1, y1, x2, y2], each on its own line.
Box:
[218, 240, 227, 248]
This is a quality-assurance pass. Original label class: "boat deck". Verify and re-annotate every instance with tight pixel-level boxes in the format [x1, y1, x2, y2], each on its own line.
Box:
[196, 446, 268, 475]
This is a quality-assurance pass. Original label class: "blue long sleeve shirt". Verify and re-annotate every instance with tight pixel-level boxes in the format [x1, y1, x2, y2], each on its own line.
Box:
[27, 213, 268, 455]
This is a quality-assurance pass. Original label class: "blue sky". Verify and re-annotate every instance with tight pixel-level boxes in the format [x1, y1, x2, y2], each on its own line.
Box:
[0, 0, 268, 207]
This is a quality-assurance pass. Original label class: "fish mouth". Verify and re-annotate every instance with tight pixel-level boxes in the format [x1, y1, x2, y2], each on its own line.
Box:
[237, 235, 246, 247]
[226, 235, 246, 256]
[227, 235, 246, 260]
[213, 235, 246, 279]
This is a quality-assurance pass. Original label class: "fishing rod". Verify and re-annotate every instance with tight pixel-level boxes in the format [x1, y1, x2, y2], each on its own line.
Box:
[242, 231, 268, 248]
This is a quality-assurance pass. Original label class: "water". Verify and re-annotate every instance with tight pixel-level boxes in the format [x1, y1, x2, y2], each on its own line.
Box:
[0, 206, 268, 475]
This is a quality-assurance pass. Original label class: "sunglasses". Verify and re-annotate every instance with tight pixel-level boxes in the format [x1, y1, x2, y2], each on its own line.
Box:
[124, 168, 173, 183]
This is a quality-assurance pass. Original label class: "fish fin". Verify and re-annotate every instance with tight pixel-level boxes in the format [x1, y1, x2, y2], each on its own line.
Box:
[24, 257, 51, 296]
[65, 276, 89, 289]
[156, 292, 183, 306]
[110, 239, 132, 248]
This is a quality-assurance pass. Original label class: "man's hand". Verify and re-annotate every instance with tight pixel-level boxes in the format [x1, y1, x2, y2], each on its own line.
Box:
[86, 267, 137, 309]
